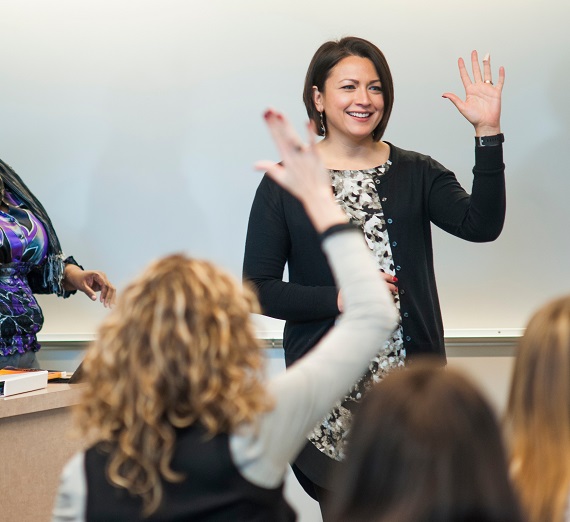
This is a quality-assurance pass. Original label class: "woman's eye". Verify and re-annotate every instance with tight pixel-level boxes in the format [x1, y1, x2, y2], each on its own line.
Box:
[341, 85, 356, 90]
[370, 86, 383, 92]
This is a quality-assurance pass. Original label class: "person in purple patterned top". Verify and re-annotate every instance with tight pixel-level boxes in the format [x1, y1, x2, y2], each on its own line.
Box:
[0, 159, 116, 369]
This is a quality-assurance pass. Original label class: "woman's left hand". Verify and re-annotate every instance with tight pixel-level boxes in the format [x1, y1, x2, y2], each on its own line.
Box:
[442, 50, 505, 136]
[63, 264, 116, 308]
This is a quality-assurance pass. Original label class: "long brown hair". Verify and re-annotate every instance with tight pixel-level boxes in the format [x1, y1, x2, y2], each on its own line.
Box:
[506, 295, 570, 522]
[73, 254, 272, 515]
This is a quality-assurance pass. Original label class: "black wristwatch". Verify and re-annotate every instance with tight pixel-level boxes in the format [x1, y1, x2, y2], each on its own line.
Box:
[475, 133, 504, 147]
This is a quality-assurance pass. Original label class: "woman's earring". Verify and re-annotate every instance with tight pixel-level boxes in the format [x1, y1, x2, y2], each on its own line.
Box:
[320, 112, 326, 138]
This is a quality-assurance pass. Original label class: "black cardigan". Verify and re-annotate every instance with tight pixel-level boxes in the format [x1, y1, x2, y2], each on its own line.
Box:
[243, 143, 505, 366]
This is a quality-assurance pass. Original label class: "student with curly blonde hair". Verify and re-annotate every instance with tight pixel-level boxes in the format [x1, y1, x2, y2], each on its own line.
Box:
[505, 295, 570, 522]
[51, 109, 398, 521]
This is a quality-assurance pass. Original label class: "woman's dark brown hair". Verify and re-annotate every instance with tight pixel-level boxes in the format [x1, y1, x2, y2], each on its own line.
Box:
[328, 364, 524, 522]
[302, 36, 394, 141]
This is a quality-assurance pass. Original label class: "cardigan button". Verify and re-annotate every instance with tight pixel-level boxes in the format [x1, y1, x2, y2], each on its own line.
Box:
[396, 265, 401, 271]
[403, 312, 409, 318]
[406, 336, 412, 342]
[374, 179, 381, 185]
[381, 197, 387, 202]
[392, 241, 397, 247]
[387, 218, 393, 224]
[400, 289, 405, 295]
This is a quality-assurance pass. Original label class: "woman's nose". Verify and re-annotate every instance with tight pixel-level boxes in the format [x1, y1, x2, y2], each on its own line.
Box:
[355, 87, 371, 105]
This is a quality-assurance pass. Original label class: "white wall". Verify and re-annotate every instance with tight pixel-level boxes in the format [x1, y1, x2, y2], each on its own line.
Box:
[1, 0, 569, 340]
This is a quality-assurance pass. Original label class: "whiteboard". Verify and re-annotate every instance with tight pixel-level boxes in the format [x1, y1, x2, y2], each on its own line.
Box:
[0, 0, 568, 339]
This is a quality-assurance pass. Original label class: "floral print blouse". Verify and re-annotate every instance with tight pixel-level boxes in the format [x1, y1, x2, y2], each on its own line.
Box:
[308, 161, 405, 460]
[0, 190, 48, 356]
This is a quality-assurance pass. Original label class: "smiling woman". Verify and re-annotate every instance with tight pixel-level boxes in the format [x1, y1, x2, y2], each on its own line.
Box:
[312, 55, 387, 152]
[243, 35, 507, 516]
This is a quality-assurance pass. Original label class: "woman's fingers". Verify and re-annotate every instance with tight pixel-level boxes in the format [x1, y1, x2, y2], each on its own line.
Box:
[94, 273, 116, 307]
[496, 65, 506, 91]
[456, 51, 504, 89]
[102, 283, 116, 308]
[482, 52, 492, 84]
[457, 57, 472, 89]
[441, 91, 464, 112]
[264, 109, 304, 158]
[442, 50, 504, 131]
[84, 271, 116, 308]
[471, 49, 483, 83]
[81, 280, 97, 301]
[380, 272, 399, 294]
[254, 160, 286, 185]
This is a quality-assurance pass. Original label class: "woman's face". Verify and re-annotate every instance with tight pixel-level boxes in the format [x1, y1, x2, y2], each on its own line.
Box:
[313, 55, 384, 142]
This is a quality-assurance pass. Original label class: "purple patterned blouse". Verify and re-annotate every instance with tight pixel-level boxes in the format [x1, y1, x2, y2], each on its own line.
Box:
[0, 190, 49, 356]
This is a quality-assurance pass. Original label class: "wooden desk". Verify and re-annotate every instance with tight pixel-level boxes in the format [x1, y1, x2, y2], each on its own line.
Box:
[0, 384, 85, 521]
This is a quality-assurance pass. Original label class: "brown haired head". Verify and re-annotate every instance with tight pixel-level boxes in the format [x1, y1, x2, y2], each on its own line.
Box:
[329, 362, 522, 522]
[74, 254, 270, 514]
[302, 36, 394, 142]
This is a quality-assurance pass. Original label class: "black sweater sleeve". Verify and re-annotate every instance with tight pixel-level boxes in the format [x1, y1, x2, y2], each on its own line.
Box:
[427, 145, 505, 242]
[243, 175, 339, 322]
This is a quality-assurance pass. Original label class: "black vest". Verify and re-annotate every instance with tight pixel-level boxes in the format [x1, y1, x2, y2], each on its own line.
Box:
[85, 426, 296, 521]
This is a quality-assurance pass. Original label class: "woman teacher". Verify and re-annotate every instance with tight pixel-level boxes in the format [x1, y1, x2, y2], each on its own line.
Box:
[243, 36, 506, 513]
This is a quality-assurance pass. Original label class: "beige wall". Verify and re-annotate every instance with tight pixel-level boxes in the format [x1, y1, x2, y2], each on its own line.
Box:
[446, 340, 516, 415]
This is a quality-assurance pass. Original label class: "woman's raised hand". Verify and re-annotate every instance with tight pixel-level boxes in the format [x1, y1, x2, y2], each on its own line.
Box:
[256, 109, 347, 232]
[442, 50, 505, 136]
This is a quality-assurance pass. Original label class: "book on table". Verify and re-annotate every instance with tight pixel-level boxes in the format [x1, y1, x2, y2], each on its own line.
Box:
[0, 367, 68, 380]
[0, 369, 49, 397]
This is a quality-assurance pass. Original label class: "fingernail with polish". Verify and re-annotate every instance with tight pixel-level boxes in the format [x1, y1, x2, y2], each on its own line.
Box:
[483, 53, 490, 62]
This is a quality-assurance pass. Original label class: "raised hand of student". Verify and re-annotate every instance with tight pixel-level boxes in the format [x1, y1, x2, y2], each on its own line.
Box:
[255, 108, 347, 233]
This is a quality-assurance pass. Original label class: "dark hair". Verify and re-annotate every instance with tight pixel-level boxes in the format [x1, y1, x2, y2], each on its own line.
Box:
[328, 364, 523, 522]
[302, 36, 394, 141]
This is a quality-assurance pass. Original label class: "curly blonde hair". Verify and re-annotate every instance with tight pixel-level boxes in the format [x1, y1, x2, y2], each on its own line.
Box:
[73, 254, 272, 515]
[506, 295, 570, 522]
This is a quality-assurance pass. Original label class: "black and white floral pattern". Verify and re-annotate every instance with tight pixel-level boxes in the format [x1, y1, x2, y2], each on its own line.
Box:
[308, 162, 405, 461]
